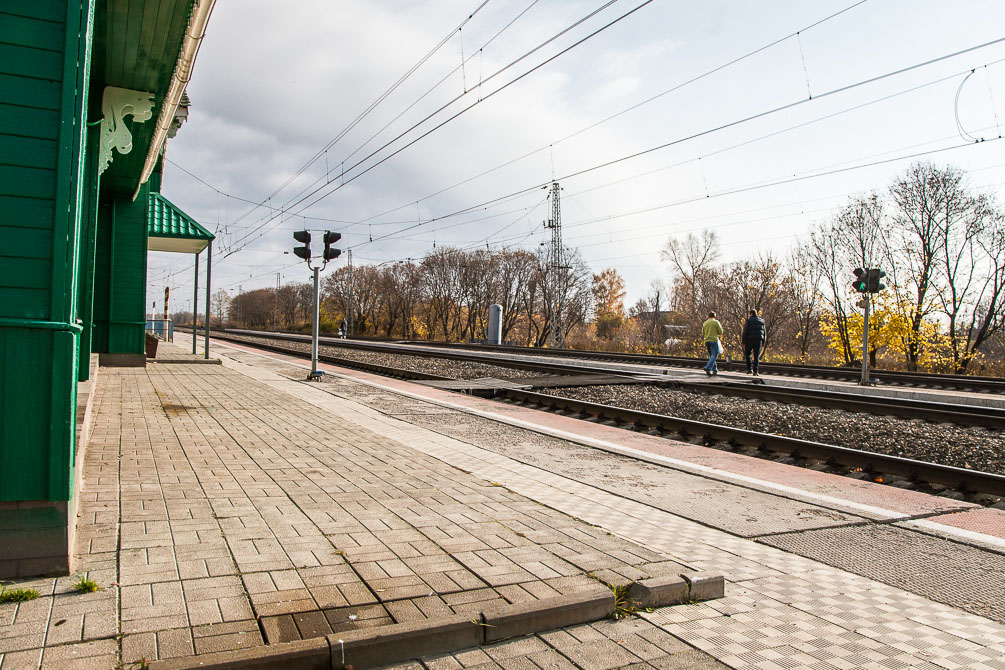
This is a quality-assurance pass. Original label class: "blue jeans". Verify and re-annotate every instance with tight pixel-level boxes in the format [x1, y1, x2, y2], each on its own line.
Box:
[704, 341, 718, 374]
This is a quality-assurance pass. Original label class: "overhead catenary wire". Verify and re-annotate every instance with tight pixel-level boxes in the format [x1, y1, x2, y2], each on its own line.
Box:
[221, 0, 495, 232]
[305, 0, 872, 233]
[169, 0, 869, 253]
[222, 0, 653, 256]
[353, 39, 1005, 250]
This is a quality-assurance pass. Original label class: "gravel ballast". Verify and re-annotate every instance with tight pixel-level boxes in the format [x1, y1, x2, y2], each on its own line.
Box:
[217, 332, 1005, 476]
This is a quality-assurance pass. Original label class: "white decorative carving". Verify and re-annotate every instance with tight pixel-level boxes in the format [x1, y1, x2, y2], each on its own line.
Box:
[98, 86, 155, 175]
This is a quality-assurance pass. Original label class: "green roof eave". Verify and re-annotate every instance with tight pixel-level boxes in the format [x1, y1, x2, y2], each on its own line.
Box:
[148, 193, 214, 254]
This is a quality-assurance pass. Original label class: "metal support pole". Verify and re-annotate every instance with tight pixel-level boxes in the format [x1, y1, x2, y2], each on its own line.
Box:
[193, 251, 199, 354]
[311, 265, 320, 377]
[860, 292, 870, 385]
[204, 241, 212, 359]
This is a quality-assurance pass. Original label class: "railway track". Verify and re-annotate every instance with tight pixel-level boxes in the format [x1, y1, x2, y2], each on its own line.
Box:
[218, 328, 1005, 393]
[206, 329, 1005, 502]
[217, 329, 1005, 429]
[415, 339, 1005, 395]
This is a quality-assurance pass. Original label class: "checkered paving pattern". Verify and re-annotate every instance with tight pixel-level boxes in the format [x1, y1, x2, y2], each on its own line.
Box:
[237, 350, 1005, 670]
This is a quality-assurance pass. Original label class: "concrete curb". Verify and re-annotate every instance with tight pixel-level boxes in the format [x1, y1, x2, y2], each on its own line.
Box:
[148, 574, 724, 670]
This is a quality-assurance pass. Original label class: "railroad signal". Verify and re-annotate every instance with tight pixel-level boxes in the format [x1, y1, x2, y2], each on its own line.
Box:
[293, 230, 311, 260]
[323, 231, 342, 261]
[852, 267, 867, 293]
[290, 229, 343, 381]
[867, 267, 886, 293]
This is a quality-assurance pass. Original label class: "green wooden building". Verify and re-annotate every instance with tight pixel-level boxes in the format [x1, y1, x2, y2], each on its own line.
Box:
[0, 0, 215, 577]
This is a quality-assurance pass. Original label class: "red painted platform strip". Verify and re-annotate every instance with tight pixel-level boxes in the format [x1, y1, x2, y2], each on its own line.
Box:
[212, 338, 1005, 543]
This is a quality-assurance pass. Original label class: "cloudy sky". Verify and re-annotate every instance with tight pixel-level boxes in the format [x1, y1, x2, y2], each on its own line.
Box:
[148, 0, 1005, 313]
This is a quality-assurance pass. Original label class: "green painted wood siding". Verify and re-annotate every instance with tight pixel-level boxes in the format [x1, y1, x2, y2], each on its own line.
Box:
[0, 5, 66, 321]
[0, 0, 93, 502]
[91, 182, 151, 355]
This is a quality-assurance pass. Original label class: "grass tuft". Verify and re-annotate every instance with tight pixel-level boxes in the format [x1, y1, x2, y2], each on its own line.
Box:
[72, 577, 100, 594]
[0, 586, 40, 602]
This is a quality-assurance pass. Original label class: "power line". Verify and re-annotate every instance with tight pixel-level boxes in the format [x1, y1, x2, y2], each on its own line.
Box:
[223, 0, 654, 256]
[295, 0, 872, 234]
[220, 0, 497, 232]
[350, 39, 1005, 250]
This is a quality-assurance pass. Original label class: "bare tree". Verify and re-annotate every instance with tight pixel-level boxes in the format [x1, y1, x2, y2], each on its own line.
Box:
[660, 230, 721, 316]
[806, 193, 884, 363]
[884, 163, 962, 369]
[493, 250, 536, 341]
[787, 244, 823, 358]
[421, 248, 466, 340]
[211, 289, 231, 325]
[941, 201, 1005, 371]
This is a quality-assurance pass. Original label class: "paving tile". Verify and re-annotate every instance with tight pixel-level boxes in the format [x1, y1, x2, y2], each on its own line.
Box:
[9, 341, 1000, 670]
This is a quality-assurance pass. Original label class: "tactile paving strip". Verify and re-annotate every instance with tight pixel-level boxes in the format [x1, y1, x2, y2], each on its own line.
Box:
[756, 523, 1005, 623]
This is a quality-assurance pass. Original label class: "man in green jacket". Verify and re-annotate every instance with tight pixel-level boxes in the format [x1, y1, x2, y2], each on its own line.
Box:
[702, 311, 723, 376]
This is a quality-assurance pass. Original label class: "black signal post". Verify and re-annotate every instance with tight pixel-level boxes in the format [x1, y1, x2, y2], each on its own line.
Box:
[852, 266, 887, 386]
[292, 230, 342, 380]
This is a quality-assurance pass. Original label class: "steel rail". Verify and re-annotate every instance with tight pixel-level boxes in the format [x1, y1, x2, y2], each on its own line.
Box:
[219, 327, 1005, 394]
[220, 329, 1005, 427]
[669, 380, 1005, 430]
[209, 329, 1005, 499]
[415, 340, 1005, 394]
[500, 388, 1005, 498]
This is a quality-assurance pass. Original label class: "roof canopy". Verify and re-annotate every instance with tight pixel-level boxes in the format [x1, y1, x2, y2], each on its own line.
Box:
[147, 193, 214, 254]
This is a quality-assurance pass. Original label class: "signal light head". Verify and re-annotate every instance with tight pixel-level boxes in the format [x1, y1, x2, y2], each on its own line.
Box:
[323, 231, 341, 245]
[293, 230, 311, 244]
[852, 267, 868, 293]
[293, 247, 311, 260]
[324, 248, 341, 261]
[867, 267, 886, 293]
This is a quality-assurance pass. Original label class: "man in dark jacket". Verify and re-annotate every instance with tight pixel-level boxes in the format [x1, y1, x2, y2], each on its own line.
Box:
[741, 309, 766, 376]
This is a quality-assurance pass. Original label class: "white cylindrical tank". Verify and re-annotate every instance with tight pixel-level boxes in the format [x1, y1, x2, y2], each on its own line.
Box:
[487, 303, 503, 345]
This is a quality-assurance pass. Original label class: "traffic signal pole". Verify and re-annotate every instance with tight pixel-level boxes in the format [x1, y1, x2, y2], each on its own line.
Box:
[860, 292, 870, 386]
[311, 265, 320, 378]
[293, 229, 341, 381]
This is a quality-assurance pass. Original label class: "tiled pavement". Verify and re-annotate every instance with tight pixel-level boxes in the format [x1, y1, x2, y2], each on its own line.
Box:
[219, 344, 1005, 670]
[0, 343, 716, 669]
[3, 340, 1005, 670]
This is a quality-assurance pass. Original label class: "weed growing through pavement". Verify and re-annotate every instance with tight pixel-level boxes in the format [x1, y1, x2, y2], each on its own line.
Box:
[611, 584, 641, 619]
[72, 576, 100, 593]
[0, 586, 39, 602]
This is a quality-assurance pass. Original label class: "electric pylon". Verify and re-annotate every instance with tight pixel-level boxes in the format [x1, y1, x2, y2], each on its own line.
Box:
[544, 181, 566, 348]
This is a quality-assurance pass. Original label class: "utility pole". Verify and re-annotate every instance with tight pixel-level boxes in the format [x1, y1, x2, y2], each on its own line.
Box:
[347, 248, 354, 336]
[275, 272, 280, 330]
[544, 181, 566, 348]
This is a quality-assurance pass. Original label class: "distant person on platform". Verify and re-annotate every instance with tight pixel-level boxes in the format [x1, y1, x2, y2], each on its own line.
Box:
[339, 318, 348, 339]
[742, 309, 766, 376]
[702, 311, 723, 377]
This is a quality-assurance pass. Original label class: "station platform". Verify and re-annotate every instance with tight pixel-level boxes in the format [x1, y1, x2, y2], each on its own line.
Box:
[2, 338, 1004, 670]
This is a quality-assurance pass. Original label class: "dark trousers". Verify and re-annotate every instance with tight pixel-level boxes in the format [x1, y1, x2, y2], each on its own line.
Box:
[744, 341, 762, 373]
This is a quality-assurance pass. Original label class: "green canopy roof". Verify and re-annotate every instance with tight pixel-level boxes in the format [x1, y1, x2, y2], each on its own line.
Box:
[147, 193, 214, 254]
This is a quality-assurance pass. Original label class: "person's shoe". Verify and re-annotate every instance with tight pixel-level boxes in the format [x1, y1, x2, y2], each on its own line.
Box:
[705, 369, 712, 377]
[753, 371, 759, 377]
